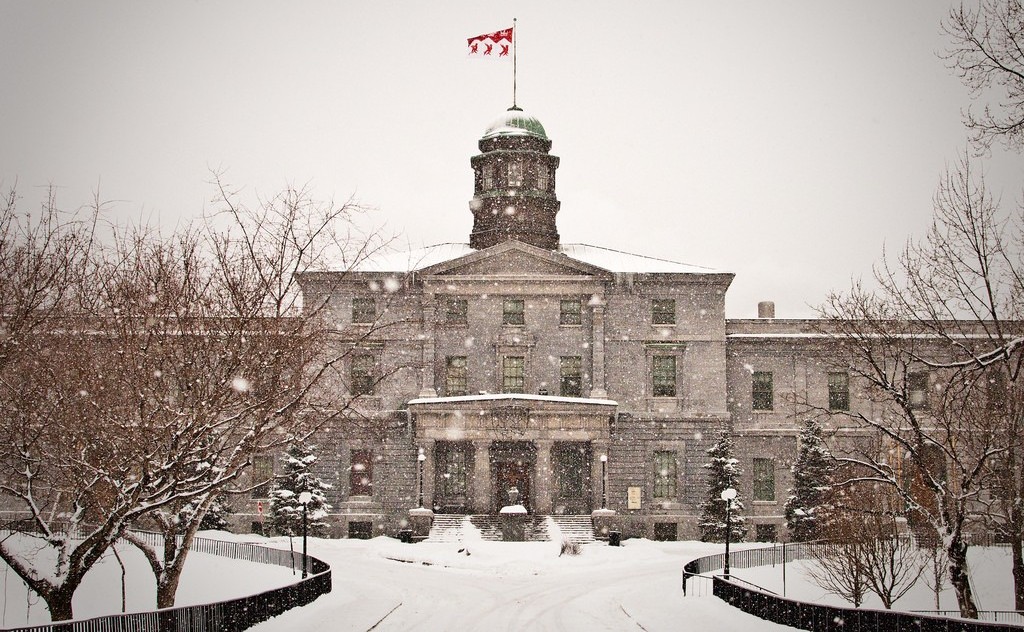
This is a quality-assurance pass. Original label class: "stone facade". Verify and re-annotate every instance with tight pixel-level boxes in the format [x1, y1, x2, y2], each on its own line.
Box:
[233, 108, 865, 542]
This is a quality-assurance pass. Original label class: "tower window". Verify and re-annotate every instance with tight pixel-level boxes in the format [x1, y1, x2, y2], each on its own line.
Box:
[536, 165, 550, 191]
[482, 164, 495, 190]
[503, 298, 525, 326]
[507, 160, 523, 187]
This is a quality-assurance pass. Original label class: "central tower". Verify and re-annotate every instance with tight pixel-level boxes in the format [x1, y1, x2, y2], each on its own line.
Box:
[468, 107, 561, 250]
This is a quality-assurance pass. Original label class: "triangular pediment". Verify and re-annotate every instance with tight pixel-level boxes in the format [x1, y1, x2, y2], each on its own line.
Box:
[418, 240, 612, 279]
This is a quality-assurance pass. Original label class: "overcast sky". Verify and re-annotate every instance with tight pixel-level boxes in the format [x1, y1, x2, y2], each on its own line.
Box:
[2, 1, 1020, 317]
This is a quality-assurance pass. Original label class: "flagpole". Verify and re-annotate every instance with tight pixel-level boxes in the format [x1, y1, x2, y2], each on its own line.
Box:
[512, 17, 518, 110]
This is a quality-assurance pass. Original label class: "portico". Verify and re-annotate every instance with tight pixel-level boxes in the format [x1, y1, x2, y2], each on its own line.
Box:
[408, 394, 616, 515]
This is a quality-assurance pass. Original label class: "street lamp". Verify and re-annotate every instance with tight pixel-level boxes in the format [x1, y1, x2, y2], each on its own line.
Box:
[721, 487, 737, 580]
[600, 454, 608, 509]
[417, 447, 426, 508]
[298, 491, 313, 579]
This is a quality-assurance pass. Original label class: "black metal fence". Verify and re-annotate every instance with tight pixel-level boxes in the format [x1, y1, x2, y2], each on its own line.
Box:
[3, 533, 332, 632]
[683, 543, 1024, 632]
[715, 578, 1022, 632]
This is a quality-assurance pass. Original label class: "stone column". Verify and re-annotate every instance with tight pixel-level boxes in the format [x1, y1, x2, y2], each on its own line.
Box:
[534, 439, 554, 514]
[419, 293, 438, 397]
[470, 440, 492, 514]
[420, 439, 436, 510]
[590, 301, 608, 398]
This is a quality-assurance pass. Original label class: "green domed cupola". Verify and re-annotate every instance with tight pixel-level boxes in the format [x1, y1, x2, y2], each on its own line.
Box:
[469, 106, 561, 250]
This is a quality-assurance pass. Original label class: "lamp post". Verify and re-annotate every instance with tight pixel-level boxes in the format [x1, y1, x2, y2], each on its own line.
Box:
[600, 454, 608, 509]
[298, 491, 313, 579]
[417, 447, 426, 508]
[721, 487, 737, 579]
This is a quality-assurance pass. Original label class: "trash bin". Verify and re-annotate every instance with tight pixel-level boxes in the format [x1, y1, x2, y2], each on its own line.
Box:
[608, 530, 621, 546]
[399, 529, 413, 543]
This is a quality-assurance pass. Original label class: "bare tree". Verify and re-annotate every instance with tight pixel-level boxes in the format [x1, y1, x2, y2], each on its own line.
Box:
[0, 178, 396, 619]
[943, 0, 1024, 152]
[120, 178, 395, 608]
[818, 152, 1023, 617]
[808, 479, 923, 610]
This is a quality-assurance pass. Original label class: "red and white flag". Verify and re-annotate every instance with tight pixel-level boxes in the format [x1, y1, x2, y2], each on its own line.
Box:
[467, 27, 513, 58]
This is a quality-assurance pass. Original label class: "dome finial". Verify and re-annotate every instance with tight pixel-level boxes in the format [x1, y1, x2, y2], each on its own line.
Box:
[508, 104, 523, 112]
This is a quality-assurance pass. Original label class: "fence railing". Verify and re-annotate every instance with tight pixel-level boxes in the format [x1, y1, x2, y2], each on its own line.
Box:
[715, 578, 1022, 632]
[3, 532, 331, 632]
[684, 543, 1024, 632]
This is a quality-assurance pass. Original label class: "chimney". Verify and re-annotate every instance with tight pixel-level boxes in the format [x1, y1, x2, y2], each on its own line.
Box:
[757, 301, 776, 319]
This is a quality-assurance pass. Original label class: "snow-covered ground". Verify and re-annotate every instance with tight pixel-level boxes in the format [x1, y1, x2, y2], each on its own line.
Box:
[3, 531, 1018, 631]
[734, 545, 1017, 612]
[0, 533, 298, 628]
[248, 536, 795, 632]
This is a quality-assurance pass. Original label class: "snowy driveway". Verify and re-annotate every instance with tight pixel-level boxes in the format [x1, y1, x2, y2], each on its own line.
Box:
[249, 537, 796, 631]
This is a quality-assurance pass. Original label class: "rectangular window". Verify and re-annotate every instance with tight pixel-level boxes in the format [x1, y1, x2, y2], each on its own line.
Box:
[444, 298, 468, 325]
[502, 298, 525, 325]
[352, 297, 375, 324]
[482, 164, 495, 190]
[559, 299, 582, 326]
[554, 444, 587, 498]
[828, 371, 850, 411]
[652, 299, 676, 325]
[752, 371, 773, 411]
[753, 457, 776, 501]
[507, 160, 523, 187]
[908, 371, 929, 409]
[437, 443, 468, 498]
[756, 524, 778, 542]
[446, 356, 468, 396]
[350, 449, 373, 496]
[351, 354, 375, 396]
[987, 370, 1008, 412]
[502, 356, 525, 393]
[251, 454, 274, 498]
[652, 355, 676, 397]
[560, 356, 583, 397]
[536, 166, 550, 192]
[653, 450, 677, 499]
[654, 522, 678, 542]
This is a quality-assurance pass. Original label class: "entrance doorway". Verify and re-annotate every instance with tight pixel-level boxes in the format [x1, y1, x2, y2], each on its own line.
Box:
[493, 460, 531, 512]
[490, 441, 535, 513]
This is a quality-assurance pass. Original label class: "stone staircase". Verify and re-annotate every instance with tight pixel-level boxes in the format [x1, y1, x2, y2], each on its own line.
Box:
[424, 514, 595, 543]
[426, 514, 476, 542]
[549, 515, 597, 544]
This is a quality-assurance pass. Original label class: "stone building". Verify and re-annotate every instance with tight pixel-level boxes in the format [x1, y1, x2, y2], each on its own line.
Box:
[244, 107, 872, 541]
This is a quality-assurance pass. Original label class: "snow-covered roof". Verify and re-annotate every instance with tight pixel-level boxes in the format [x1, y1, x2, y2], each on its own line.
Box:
[349, 242, 725, 275]
[481, 108, 548, 140]
[407, 393, 617, 406]
[560, 244, 722, 274]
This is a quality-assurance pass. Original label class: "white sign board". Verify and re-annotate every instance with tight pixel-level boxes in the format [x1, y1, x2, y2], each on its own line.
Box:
[627, 486, 642, 510]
